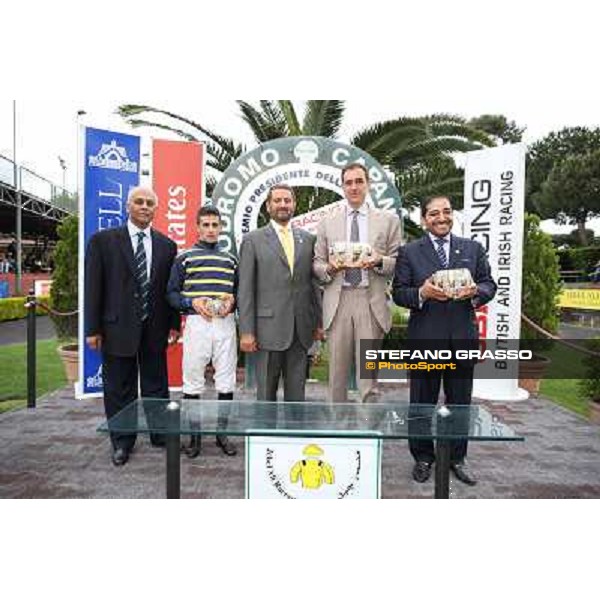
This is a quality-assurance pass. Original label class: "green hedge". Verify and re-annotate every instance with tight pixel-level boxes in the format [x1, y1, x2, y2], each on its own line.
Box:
[557, 245, 600, 272]
[0, 295, 50, 322]
[579, 338, 600, 402]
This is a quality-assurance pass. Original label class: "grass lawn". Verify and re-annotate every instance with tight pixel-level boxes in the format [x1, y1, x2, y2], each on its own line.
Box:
[309, 361, 329, 383]
[0, 339, 66, 413]
[539, 378, 590, 418]
[533, 340, 595, 418]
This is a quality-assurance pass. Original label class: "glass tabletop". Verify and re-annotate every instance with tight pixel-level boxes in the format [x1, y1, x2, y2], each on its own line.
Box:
[97, 398, 523, 442]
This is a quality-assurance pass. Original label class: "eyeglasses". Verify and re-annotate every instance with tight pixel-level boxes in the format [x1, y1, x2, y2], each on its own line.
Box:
[131, 197, 157, 207]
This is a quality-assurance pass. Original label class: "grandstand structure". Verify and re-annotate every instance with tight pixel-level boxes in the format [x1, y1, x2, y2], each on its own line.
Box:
[0, 153, 77, 238]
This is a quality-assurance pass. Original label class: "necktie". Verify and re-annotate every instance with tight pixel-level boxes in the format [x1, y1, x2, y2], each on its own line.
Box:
[344, 210, 362, 287]
[435, 237, 448, 269]
[135, 231, 149, 320]
[281, 227, 294, 274]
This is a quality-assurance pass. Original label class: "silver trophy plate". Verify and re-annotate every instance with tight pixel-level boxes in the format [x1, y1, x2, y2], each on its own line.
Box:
[430, 268, 474, 298]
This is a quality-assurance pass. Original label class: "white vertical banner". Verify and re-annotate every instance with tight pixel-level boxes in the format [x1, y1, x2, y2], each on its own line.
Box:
[464, 144, 529, 401]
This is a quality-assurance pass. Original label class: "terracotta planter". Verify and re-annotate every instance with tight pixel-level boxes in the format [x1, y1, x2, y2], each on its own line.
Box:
[590, 400, 600, 425]
[518, 354, 551, 395]
[57, 343, 79, 384]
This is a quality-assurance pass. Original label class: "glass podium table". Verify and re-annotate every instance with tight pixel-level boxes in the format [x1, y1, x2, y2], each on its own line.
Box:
[98, 399, 524, 499]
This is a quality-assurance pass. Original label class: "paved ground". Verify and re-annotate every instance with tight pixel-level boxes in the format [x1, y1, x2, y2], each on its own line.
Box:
[558, 323, 600, 339]
[0, 316, 56, 346]
[1, 381, 599, 499]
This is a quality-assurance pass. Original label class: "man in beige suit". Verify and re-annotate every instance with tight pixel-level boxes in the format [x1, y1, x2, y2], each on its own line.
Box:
[314, 163, 402, 402]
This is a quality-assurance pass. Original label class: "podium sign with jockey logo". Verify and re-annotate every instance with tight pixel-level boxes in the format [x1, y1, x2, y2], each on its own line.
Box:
[246, 434, 382, 500]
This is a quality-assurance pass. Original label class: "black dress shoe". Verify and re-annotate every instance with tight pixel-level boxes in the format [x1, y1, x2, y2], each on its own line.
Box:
[184, 435, 201, 459]
[216, 435, 237, 456]
[412, 461, 432, 483]
[112, 447, 129, 466]
[451, 463, 477, 486]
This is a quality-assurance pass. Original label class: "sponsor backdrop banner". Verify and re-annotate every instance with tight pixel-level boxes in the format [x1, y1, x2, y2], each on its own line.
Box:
[211, 136, 402, 256]
[290, 200, 345, 234]
[463, 143, 528, 401]
[246, 435, 381, 499]
[79, 127, 140, 396]
[558, 288, 600, 310]
[152, 139, 205, 388]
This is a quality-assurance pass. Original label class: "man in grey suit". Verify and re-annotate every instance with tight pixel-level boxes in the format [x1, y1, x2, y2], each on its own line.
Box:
[314, 163, 402, 402]
[238, 184, 323, 403]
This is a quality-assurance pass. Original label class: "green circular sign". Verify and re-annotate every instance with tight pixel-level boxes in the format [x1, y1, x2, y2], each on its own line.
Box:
[211, 136, 402, 254]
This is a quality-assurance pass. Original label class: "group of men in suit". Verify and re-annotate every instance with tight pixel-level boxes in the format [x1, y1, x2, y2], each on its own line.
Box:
[85, 162, 496, 486]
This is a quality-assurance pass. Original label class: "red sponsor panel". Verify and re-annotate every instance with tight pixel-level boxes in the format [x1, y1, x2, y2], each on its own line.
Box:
[476, 304, 488, 339]
[152, 140, 204, 388]
[476, 304, 489, 361]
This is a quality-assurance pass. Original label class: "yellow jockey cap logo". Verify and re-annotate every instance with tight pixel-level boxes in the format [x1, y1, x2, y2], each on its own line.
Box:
[289, 444, 335, 490]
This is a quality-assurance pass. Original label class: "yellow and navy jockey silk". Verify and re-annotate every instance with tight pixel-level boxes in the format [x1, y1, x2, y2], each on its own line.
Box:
[166, 241, 238, 313]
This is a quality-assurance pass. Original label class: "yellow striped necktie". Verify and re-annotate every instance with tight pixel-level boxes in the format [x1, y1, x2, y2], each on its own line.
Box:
[280, 227, 294, 273]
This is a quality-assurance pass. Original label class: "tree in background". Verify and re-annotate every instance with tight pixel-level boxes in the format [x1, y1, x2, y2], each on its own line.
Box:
[49, 215, 78, 339]
[526, 126, 600, 218]
[521, 214, 562, 340]
[540, 149, 600, 246]
[468, 114, 525, 144]
[552, 228, 596, 248]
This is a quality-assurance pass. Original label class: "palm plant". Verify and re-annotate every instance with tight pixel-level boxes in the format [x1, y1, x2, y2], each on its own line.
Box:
[117, 101, 493, 221]
[116, 104, 246, 195]
[350, 115, 492, 210]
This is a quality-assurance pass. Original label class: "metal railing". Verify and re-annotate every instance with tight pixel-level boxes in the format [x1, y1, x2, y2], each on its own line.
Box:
[560, 270, 588, 283]
[0, 154, 15, 187]
[0, 154, 77, 214]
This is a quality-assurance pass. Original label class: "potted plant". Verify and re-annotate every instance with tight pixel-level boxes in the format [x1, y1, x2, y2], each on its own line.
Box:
[384, 305, 408, 347]
[519, 214, 562, 394]
[579, 339, 600, 424]
[49, 215, 79, 383]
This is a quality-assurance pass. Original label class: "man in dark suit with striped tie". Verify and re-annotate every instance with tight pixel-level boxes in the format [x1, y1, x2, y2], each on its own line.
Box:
[392, 196, 496, 486]
[85, 186, 180, 466]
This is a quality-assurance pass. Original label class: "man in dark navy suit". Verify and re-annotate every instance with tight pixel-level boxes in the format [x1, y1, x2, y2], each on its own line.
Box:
[85, 186, 180, 466]
[392, 196, 496, 486]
